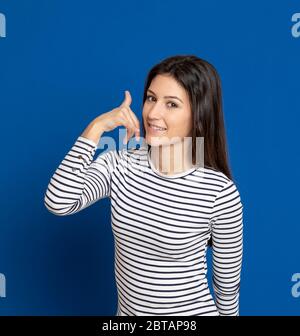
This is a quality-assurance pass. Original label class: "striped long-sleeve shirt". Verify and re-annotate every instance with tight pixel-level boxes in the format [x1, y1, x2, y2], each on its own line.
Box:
[44, 135, 243, 316]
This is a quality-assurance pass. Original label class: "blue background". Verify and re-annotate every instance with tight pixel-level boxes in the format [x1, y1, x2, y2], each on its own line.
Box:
[0, 0, 299, 315]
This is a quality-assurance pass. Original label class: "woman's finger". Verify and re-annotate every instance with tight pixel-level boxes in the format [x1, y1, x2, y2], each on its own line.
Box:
[126, 106, 140, 141]
[119, 91, 140, 142]
[122, 106, 140, 141]
[119, 108, 136, 144]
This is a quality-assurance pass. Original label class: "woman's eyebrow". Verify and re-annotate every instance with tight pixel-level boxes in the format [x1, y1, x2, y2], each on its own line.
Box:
[147, 89, 183, 103]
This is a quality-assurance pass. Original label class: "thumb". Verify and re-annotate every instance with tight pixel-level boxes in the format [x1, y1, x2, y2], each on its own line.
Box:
[121, 90, 132, 107]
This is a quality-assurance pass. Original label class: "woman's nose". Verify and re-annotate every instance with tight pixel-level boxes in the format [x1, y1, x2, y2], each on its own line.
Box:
[147, 103, 163, 119]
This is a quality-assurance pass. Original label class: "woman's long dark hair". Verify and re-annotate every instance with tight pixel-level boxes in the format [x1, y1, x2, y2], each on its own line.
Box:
[141, 55, 234, 247]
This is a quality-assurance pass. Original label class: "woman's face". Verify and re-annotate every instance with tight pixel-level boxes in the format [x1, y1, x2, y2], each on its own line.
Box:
[142, 74, 193, 146]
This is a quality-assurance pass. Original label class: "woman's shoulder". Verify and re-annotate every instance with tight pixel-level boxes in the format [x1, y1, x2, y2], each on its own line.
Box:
[200, 166, 241, 197]
[200, 165, 232, 184]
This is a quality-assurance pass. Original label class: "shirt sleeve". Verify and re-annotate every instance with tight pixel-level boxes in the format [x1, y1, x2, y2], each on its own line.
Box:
[210, 179, 244, 316]
[44, 136, 120, 216]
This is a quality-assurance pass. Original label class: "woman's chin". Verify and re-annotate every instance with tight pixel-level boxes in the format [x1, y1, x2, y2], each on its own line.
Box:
[146, 135, 169, 147]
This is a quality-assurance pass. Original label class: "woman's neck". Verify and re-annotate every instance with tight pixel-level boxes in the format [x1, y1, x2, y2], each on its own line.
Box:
[150, 139, 194, 175]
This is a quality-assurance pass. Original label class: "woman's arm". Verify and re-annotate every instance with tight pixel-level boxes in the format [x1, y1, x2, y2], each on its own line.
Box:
[210, 180, 244, 316]
[44, 134, 119, 216]
[44, 90, 140, 216]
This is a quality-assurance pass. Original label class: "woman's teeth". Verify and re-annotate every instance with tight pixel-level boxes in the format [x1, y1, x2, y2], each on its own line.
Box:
[148, 123, 167, 131]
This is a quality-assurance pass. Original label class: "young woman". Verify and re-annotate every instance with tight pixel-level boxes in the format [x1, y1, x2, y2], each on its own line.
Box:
[44, 55, 243, 316]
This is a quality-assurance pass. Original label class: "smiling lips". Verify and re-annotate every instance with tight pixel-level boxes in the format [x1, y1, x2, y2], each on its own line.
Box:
[148, 122, 167, 133]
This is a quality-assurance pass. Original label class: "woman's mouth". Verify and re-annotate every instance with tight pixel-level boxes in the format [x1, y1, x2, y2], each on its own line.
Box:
[147, 122, 167, 134]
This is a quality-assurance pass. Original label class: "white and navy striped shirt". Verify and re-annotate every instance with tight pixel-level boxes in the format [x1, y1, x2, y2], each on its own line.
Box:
[44, 136, 243, 316]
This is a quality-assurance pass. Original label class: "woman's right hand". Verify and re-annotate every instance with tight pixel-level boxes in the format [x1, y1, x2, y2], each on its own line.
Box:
[81, 90, 140, 145]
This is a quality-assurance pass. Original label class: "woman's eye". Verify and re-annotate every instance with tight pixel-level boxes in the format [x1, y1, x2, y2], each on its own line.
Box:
[146, 95, 178, 108]
[167, 102, 178, 108]
[146, 95, 155, 102]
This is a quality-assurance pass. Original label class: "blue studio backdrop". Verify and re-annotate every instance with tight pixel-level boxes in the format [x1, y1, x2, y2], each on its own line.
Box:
[0, 0, 299, 315]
